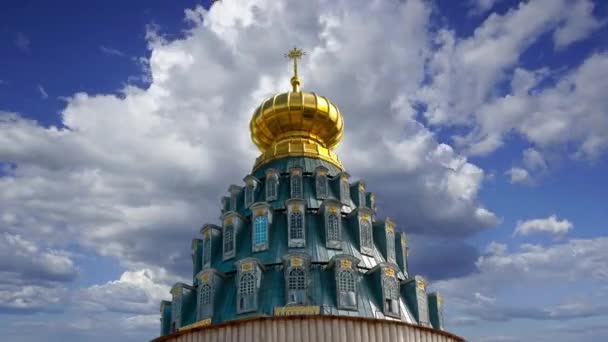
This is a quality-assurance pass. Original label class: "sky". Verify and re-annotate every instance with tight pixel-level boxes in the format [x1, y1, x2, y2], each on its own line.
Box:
[0, 0, 607, 341]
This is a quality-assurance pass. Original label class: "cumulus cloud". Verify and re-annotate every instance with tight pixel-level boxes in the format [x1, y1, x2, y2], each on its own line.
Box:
[433, 237, 608, 327]
[553, 0, 605, 49]
[0, 0, 497, 294]
[413, 0, 606, 159]
[505, 167, 531, 184]
[0, 233, 77, 284]
[513, 215, 573, 237]
[522, 148, 547, 171]
[80, 269, 171, 314]
[0, 233, 76, 314]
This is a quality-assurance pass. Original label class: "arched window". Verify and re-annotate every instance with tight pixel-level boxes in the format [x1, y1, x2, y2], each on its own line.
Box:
[254, 215, 268, 247]
[359, 190, 366, 208]
[340, 179, 350, 204]
[238, 272, 256, 312]
[287, 267, 307, 304]
[316, 173, 328, 199]
[291, 172, 303, 198]
[266, 176, 278, 201]
[290, 211, 304, 240]
[202, 236, 211, 268]
[230, 194, 237, 211]
[224, 225, 234, 258]
[327, 213, 340, 242]
[171, 298, 182, 329]
[244, 185, 254, 208]
[337, 269, 357, 309]
[199, 284, 211, 305]
[384, 277, 400, 317]
[386, 229, 395, 263]
[360, 219, 372, 249]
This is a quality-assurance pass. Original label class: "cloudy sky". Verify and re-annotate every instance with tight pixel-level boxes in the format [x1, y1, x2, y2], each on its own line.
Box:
[1, 0, 607, 341]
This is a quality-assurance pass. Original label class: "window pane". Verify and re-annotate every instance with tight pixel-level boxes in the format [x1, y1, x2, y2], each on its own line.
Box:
[291, 175, 302, 198]
[290, 211, 304, 240]
[360, 219, 372, 248]
[203, 237, 211, 266]
[316, 175, 328, 198]
[224, 225, 234, 254]
[327, 213, 340, 241]
[266, 177, 278, 200]
[254, 215, 268, 246]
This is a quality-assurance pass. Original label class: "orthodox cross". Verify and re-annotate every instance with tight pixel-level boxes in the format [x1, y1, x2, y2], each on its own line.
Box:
[285, 47, 306, 91]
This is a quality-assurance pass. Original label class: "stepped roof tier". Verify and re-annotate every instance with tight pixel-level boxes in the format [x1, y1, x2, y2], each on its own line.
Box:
[155, 48, 463, 342]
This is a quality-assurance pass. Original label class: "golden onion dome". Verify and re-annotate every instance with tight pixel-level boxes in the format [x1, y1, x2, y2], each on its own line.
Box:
[250, 48, 344, 171]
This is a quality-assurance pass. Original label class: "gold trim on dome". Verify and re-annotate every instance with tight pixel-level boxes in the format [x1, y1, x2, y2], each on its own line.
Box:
[250, 47, 345, 171]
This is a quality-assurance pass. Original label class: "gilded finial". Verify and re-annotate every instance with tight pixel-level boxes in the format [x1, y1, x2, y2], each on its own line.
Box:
[285, 47, 306, 92]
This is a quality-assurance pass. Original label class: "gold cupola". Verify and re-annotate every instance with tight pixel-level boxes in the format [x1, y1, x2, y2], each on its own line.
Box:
[250, 47, 344, 171]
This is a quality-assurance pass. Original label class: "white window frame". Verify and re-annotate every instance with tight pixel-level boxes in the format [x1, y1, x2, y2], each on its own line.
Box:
[325, 208, 342, 249]
[290, 168, 303, 199]
[337, 269, 357, 310]
[315, 170, 328, 199]
[340, 178, 350, 205]
[383, 275, 400, 318]
[265, 171, 278, 201]
[359, 217, 373, 255]
[287, 201, 306, 248]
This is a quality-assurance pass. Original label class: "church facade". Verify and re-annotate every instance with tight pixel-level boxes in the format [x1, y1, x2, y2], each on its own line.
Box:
[154, 48, 464, 342]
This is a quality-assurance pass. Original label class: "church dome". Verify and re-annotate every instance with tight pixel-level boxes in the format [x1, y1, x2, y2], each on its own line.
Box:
[156, 47, 461, 342]
[249, 48, 344, 171]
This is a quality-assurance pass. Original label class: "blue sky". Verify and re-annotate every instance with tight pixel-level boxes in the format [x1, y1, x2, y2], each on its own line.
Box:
[1, 0, 607, 341]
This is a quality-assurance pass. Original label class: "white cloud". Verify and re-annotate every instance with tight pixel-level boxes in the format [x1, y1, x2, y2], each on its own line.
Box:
[0, 285, 68, 313]
[522, 148, 547, 171]
[37, 84, 48, 99]
[553, 0, 605, 49]
[434, 237, 608, 327]
[413, 0, 606, 160]
[0, 0, 497, 287]
[99, 45, 125, 57]
[505, 167, 531, 184]
[80, 269, 170, 314]
[513, 215, 573, 237]
[0, 233, 77, 283]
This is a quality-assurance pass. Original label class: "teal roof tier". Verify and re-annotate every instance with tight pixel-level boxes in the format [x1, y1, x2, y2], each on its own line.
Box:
[161, 156, 440, 336]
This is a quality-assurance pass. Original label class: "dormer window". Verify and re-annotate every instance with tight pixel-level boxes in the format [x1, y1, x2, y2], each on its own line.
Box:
[358, 183, 366, 208]
[224, 223, 234, 258]
[322, 200, 342, 250]
[386, 221, 396, 263]
[332, 256, 360, 310]
[283, 254, 310, 306]
[382, 267, 400, 318]
[360, 214, 373, 254]
[339, 174, 350, 205]
[238, 272, 256, 312]
[265, 169, 278, 201]
[228, 185, 242, 212]
[315, 167, 329, 199]
[171, 297, 181, 332]
[235, 259, 263, 314]
[202, 230, 212, 268]
[222, 214, 242, 260]
[243, 176, 259, 208]
[287, 199, 306, 247]
[290, 168, 303, 198]
[251, 203, 272, 252]
[230, 195, 237, 211]
[198, 283, 212, 319]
